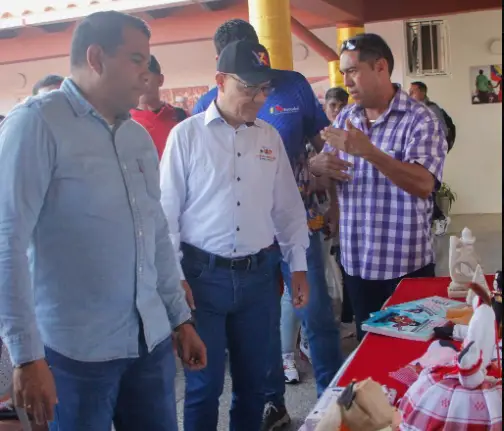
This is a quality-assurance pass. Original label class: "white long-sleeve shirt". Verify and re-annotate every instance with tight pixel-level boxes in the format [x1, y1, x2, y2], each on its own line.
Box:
[160, 101, 309, 279]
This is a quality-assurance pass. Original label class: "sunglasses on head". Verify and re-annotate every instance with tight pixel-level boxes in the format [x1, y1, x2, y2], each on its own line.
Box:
[340, 38, 385, 59]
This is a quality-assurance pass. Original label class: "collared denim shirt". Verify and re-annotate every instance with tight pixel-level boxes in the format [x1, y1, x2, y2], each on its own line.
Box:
[0, 79, 190, 366]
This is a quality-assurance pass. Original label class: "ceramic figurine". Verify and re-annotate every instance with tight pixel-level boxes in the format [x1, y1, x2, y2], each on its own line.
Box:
[448, 227, 480, 298]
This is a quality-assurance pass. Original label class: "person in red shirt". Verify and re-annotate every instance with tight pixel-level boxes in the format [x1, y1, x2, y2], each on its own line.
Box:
[131, 55, 186, 159]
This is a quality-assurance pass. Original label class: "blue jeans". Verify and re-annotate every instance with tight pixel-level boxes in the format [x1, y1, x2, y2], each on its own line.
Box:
[46, 336, 177, 431]
[266, 233, 343, 404]
[280, 288, 302, 354]
[182, 245, 280, 431]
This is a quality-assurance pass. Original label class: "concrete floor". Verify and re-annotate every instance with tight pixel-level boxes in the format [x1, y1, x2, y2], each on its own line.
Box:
[174, 214, 503, 431]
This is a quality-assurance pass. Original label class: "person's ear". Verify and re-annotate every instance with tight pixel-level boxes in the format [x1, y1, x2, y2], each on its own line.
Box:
[87, 45, 105, 75]
[375, 58, 387, 75]
[158, 74, 165, 88]
[215, 73, 226, 91]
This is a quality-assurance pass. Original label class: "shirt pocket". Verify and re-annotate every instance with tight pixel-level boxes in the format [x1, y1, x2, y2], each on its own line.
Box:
[137, 157, 161, 201]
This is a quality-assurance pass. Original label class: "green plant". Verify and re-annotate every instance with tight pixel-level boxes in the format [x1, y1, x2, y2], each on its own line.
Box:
[437, 182, 457, 211]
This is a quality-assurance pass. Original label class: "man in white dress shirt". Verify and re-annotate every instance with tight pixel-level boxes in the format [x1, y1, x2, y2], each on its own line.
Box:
[160, 40, 310, 431]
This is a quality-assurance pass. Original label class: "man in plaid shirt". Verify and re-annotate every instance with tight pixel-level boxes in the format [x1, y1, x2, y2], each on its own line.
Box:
[310, 33, 448, 340]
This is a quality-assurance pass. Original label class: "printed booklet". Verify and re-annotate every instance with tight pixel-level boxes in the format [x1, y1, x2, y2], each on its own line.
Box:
[362, 296, 464, 341]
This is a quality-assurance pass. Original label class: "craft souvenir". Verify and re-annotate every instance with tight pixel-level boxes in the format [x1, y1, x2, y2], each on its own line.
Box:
[315, 378, 401, 431]
[436, 271, 503, 342]
[492, 270, 502, 338]
[447, 228, 480, 298]
[400, 283, 502, 430]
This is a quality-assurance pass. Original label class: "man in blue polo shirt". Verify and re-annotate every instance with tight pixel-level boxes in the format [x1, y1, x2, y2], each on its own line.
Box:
[193, 20, 346, 430]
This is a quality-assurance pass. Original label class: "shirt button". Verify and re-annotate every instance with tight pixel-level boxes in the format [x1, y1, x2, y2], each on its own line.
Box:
[138, 265, 143, 273]
[234, 248, 237, 253]
[237, 177, 241, 182]
[131, 197, 136, 204]
[236, 226, 240, 232]
[138, 230, 143, 237]
[122, 163, 127, 170]
[237, 201, 241, 206]
[237, 152, 241, 157]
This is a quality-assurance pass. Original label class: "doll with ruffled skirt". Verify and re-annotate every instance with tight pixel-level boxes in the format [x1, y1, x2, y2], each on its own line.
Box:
[399, 283, 502, 430]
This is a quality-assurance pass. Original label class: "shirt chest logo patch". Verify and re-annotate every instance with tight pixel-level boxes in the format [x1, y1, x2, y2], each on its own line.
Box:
[258, 146, 276, 162]
[269, 105, 300, 115]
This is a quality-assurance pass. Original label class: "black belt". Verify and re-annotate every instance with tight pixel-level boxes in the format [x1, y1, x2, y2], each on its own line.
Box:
[181, 243, 274, 271]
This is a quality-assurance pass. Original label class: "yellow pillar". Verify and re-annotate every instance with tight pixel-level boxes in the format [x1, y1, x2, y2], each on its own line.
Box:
[328, 60, 340, 89]
[333, 26, 365, 96]
[248, 0, 293, 71]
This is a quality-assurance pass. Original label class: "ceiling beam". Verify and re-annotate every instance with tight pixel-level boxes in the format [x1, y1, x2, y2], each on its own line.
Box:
[363, 0, 502, 22]
[144, 8, 174, 19]
[199, 0, 232, 12]
[290, 0, 364, 24]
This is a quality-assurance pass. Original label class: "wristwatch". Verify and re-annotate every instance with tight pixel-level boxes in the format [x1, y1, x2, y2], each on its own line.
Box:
[13, 360, 37, 369]
[174, 315, 196, 333]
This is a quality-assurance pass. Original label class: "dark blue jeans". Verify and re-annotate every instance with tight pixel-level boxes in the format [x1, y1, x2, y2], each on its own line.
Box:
[182, 245, 280, 431]
[266, 233, 344, 405]
[46, 336, 177, 431]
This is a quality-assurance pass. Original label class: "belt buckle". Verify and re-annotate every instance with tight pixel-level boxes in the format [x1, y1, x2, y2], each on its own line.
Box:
[231, 257, 252, 271]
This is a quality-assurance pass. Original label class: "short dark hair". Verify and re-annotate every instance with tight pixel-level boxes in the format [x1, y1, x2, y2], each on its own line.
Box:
[174, 107, 188, 122]
[411, 81, 428, 94]
[70, 11, 151, 68]
[148, 55, 162, 75]
[213, 19, 259, 55]
[32, 74, 65, 95]
[340, 33, 394, 76]
[0, 115, 5, 123]
[325, 87, 349, 104]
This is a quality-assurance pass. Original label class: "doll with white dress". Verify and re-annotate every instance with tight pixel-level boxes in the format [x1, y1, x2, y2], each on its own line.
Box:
[400, 282, 502, 430]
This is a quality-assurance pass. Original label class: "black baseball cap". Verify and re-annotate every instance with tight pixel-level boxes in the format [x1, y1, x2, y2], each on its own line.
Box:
[148, 55, 162, 75]
[217, 40, 280, 85]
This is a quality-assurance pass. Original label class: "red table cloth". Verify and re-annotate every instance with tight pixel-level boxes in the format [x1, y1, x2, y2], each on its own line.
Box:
[336, 276, 494, 401]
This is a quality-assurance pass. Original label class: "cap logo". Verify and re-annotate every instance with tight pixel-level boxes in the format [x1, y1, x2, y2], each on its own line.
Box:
[253, 51, 270, 67]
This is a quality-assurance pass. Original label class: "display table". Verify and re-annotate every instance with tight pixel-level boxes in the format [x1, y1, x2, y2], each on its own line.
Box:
[300, 275, 494, 431]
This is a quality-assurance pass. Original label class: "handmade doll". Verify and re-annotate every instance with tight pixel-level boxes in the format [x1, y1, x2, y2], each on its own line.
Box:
[492, 270, 502, 338]
[436, 273, 503, 341]
[315, 378, 401, 431]
[400, 283, 502, 430]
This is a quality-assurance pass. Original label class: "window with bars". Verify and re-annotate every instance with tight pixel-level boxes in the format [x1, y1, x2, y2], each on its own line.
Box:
[406, 20, 449, 76]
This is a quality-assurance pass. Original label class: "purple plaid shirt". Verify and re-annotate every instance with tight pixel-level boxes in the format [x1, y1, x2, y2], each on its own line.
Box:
[324, 88, 447, 280]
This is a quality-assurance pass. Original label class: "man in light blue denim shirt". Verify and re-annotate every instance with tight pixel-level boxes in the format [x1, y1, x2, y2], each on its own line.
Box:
[0, 11, 206, 431]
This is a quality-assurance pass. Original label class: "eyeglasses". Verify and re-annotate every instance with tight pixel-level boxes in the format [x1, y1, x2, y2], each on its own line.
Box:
[225, 74, 275, 98]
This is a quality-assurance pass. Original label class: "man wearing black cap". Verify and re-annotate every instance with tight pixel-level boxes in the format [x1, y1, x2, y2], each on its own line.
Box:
[160, 40, 310, 431]
[194, 20, 345, 431]
[131, 55, 187, 159]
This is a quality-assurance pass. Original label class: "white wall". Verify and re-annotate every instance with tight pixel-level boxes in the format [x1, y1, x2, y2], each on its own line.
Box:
[365, 20, 406, 87]
[367, 10, 502, 215]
